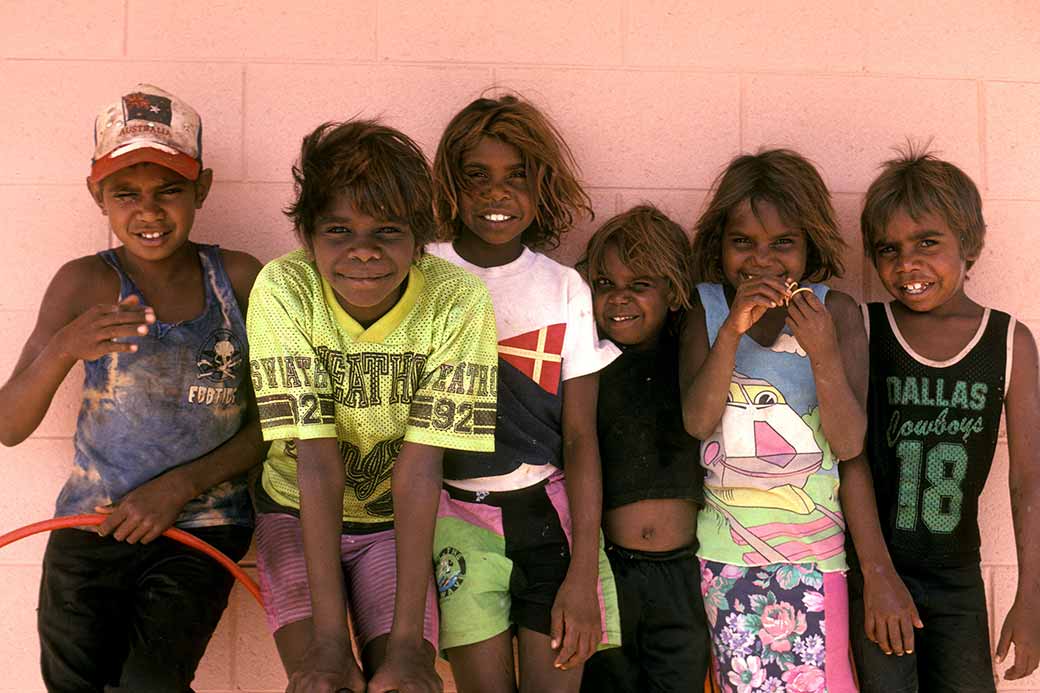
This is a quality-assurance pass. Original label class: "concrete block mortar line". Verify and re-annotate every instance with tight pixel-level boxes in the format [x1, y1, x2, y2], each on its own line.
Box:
[857, 0, 867, 74]
[738, 73, 745, 150]
[4, 53, 1030, 85]
[979, 80, 989, 194]
[984, 77, 1040, 87]
[240, 63, 248, 182]
[224, 566, 240, 687]
[619, 0, 628, 66]
[0, 182, 93, 187]
[0, 54, 947, 83]
[572, 185, 710, 194]
[985, 564, 996, 654]
[984, 196, 1040, 203]
[373, 0, 380, 62]
[860, 255, 871, 305]
[0, 561, 50, 567]
[371, 59, 740, 77]
[0, 176, 278, 186]
[121, 0, 128, 58]
[195, 689, 283, 693]
[740, 68, 981, 87]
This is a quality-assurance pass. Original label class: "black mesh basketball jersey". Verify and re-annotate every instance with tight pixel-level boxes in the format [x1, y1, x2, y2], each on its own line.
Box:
[865, 302, 1014, 567]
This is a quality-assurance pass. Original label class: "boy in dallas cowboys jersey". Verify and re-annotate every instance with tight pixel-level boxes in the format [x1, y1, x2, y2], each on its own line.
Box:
[841, 147, 1040, 692]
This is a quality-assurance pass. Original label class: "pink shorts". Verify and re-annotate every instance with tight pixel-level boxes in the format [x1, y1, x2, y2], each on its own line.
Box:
[254, 513, 439, 650]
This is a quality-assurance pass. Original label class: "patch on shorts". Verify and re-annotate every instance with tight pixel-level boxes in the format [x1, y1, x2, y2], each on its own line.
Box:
[436, 546, 466, 598]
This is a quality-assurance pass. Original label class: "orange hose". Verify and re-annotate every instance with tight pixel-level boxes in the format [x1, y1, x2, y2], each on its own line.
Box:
[0, 514, 263, 606]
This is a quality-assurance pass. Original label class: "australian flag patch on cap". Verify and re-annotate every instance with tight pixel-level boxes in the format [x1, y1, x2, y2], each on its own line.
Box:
[123, 91, 173, 126]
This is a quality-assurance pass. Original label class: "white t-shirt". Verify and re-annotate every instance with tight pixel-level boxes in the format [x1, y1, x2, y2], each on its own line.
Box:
[429, 242, 620, 492]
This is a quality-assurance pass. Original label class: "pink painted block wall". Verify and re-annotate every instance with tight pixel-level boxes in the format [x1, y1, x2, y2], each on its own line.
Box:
[1, 1, 1038, 690]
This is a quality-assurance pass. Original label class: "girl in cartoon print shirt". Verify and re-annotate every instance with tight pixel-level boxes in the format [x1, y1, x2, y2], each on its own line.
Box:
[680, 149, 867, 693]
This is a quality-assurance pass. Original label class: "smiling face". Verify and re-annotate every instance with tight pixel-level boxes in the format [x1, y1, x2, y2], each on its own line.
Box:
[873, 207, 973, 313]
[309, 192, 417, 326]
[591, 242, 677, 351]
[721, 198, 808, 289]
[454, 136, 534, 267]
[89, 162, 210, 263]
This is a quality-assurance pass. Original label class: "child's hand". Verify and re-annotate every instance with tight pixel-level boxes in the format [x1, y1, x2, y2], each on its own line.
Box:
[997, 598, 1040, 680]
[95, 468, 195, 543]
[722, 276, 789, 336]
[861, 566, 922, 656]
[367, 641, 442, 693]
[784, 290, 839, 359]
[550, 573, 601, 670]
[288, 636, 365, 693]
[55, 294, 154, 362]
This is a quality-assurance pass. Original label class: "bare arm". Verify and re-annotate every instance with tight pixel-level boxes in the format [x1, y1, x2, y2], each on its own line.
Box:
[0, 258, 149, 446]
[834, 298, 919, 654]
[787, 290, 867, 460]
[996, 322, 1040, 680]
[368, 442, 443, 693]
[551, 372, 604, 670]
[288, 436, 361, 692]
[679, 278, 790, 439]
[839, 454, 921, 655]
[679, 301, 740, 439]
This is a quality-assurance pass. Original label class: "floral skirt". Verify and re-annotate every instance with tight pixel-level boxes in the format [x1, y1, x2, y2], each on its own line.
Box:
[699, 559, 855, 693]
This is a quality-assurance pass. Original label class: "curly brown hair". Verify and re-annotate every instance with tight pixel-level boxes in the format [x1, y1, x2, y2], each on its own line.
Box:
[579, 204, 695, 312]
[861, 143, 985, 270]
[284, 119, 435, 249]
[691, 149, 846, 284]
[432, 95, 592, 250]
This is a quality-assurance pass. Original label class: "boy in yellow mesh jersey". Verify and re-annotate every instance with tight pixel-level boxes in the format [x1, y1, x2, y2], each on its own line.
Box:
[247, 120, 499, 693]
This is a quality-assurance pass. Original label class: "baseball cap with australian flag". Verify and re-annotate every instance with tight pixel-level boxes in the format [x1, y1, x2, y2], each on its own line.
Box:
[89, 84, 203, 183]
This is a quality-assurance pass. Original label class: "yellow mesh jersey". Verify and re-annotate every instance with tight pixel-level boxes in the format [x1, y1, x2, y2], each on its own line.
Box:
[247, 249, 498, 526]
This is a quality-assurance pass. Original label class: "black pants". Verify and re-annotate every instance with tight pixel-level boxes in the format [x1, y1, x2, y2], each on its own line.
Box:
[38, 525, 252, 693]
[849, 559, 996, 693]
[581, 543, 710, 693]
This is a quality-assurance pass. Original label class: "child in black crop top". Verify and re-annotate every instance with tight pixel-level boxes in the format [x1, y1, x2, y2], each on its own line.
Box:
[578, 205, 710, 692]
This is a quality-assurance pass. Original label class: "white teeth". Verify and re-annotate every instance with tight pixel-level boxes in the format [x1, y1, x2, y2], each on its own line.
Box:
[483, 213, 510, 222]
[140, 231, 165, 239]
[902, 282, 928, 294]
[610, 316, 637, 322]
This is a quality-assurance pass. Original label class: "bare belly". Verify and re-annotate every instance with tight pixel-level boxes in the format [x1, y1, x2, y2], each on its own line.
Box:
[603, 498, 699, 552]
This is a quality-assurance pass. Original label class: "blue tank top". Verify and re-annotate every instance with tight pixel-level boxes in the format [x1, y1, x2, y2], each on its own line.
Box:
[695, 282, 846, 571]
[56, 244, 253, 529]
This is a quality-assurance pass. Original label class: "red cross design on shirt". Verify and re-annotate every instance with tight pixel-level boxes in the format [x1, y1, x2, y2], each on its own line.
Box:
[498, 324, 566, 395]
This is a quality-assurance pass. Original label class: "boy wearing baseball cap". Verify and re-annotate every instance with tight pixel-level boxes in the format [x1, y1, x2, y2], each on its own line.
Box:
[0, 84, 264, 691]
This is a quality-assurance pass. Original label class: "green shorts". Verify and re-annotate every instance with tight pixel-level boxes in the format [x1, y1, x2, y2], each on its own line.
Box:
[433, 472, 620, 651]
